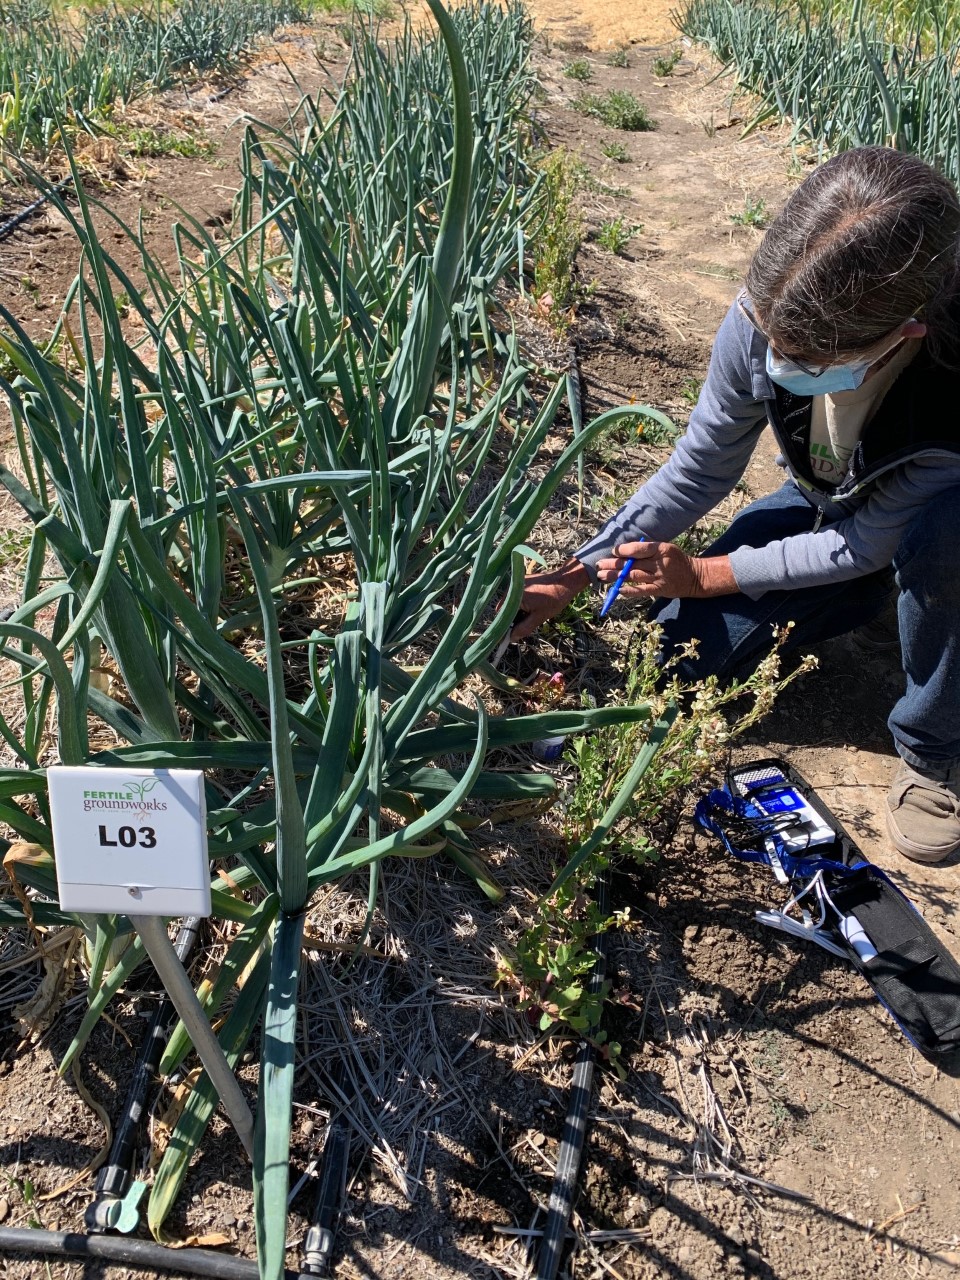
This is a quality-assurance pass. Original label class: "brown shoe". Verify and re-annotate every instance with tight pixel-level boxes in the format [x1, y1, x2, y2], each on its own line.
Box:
[885, 759, 960, 864]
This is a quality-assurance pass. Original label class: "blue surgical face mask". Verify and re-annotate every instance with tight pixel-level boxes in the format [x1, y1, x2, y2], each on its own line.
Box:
[765, 345, 875, 396]
[764, 324, 912, 397]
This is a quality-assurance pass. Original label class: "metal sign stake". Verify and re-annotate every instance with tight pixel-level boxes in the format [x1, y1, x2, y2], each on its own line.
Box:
[47, 765, 256, 1160]
[130, 914, 255, 1159]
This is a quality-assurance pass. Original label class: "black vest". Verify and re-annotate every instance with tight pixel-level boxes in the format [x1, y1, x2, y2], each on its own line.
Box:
[765, 342, 960, 505]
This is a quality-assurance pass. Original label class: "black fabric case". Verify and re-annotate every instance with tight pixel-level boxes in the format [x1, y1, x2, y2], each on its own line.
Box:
[728, 757, 960, 1057]
[830, 867, 960, 1056]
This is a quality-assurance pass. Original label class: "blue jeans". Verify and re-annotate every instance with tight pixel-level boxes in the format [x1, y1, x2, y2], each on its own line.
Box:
[650, 482, 960, 768]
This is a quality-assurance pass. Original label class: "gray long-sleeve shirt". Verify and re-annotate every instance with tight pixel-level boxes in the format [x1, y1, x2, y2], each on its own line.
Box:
[574, 301, 960, 599]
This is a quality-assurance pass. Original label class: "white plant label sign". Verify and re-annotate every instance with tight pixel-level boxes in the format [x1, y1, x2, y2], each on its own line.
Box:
[48, 766, 210, 916]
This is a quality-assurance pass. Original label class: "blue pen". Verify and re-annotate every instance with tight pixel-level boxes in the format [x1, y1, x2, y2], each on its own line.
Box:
[599, 538, 645, 618]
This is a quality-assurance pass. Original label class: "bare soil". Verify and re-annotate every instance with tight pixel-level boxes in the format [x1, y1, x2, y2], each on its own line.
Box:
[1, 13, 959, 1280]
[529, 0, 677, 52]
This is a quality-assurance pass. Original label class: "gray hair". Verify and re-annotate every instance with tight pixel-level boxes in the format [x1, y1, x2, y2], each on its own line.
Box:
[745, 146, 960, 367]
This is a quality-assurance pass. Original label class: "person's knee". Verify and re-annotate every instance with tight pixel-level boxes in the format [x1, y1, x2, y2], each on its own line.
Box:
[703, 483, 818, 558]
[895, 485, 960, 599]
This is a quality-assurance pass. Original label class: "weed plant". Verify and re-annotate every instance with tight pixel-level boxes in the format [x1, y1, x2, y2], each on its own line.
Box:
[680, 375, 703, 406]
[314, 0, 394, 15]
[498, 625, 816, 1048]
[635, 413, 680, 446]
[601, 139, 630, 162]
[103, 122, 217, 158]
[607, 45, 629, 67]
[730, 196, 767, 228]
[532, 147, 584, 326]
[573, 88, 654, 131]
[652, 47, 682, 75]
[562, 57, 592, 80]
[591, 411, 679, 461]
[676, 520, 731, 555]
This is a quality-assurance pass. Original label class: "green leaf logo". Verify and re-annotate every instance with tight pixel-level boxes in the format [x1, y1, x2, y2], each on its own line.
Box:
[124, 778, 159, 819]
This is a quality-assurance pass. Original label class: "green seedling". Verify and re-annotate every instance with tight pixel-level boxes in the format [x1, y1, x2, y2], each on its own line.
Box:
[730, 197, 768, 228]
[601, 140, 630, 162]
[680, 375, 703, 406]
[595, 216, 640, 254]
[652, 48, 682, 75]
[634, 413, 680, 446]
[676, 520, 729, 554]
[4, 1174, 42, 1230]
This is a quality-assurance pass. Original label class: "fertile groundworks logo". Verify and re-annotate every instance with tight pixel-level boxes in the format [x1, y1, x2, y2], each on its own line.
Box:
[82, 778, 169, 822]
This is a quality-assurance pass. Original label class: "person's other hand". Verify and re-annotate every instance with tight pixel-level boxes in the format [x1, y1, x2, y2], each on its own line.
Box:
[510, 558, 591, 640]
[596, 541, 737, 599]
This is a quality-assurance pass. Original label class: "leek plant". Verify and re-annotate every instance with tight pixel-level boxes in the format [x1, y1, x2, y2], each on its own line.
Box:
[0, 3, 674, 1274]
[678, 0, 960, 184]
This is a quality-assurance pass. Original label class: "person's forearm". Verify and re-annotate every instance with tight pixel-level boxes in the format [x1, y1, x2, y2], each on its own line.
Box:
[728, 457, 960, 599]
[575, 302, 767, 579]
[554, 557, 591, 590]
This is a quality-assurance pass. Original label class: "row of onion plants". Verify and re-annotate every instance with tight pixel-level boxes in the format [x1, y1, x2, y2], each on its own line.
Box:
[0, 2, 672, 1275]
[678, 0, 960, 184]
[0, 0, 307, 159]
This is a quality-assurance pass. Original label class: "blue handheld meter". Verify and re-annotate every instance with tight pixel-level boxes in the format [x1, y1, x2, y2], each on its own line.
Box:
[754, 784, 806, 816]
[732, 766, 836, 857]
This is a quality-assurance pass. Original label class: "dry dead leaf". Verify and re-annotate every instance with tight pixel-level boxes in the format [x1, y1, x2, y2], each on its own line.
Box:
[178, 1233, 233, 1249]
[4, 845, 81, 1040]
[149, 1066, 204, 1168]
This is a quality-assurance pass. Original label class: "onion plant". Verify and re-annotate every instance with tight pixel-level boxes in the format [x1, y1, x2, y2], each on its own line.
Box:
[0, 3, 674, 1274]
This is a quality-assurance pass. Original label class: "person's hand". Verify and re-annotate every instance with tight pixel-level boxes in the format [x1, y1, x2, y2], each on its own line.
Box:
[597, 541, 737, 599]
[510, 558, 591, 640]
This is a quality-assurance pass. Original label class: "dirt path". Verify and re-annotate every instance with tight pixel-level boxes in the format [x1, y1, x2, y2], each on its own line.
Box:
[525, 0, 678, 50]
[0, 14, 959, 1280]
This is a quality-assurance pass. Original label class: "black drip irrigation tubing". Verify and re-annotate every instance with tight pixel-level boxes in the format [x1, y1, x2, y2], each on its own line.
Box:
[535, 876, 611, 1280]
[0, 179, 72, 243]
[0, 918, 354, 1278]
[298, 1081, 349, 1279]
[0, 1227, 299, 1279]
[89, 915, 202, 1219]
[0, 914, 302, 1278]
